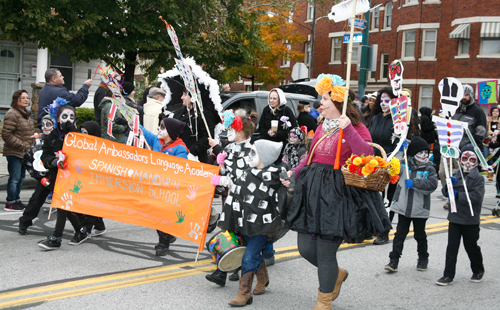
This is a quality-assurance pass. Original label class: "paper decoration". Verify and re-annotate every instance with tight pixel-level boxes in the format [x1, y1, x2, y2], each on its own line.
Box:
[477, 80, 498, 105]
[433, 116, 465, 158]
[389, 60, 404, 97]
[389, 95, 408, 135]
[328, 0, 371, 22]
[438, 78, 464, 119]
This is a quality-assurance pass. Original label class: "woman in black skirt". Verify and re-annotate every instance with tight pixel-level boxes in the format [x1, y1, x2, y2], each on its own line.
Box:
[281, 74, 391, 309]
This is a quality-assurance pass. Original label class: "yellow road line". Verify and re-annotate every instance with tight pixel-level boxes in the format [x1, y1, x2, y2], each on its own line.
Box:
[1, 216, 498, 309]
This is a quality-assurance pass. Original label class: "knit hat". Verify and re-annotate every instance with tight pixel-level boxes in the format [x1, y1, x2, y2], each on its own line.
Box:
[407, 136, 430, 157]
[460, 143, 477, 157]
[42, 114, 53, 122]
[122, 82, 135, 95]
[254, 140, 283, 167]
[463, 84, 474, 98]
[162, 117, 185, 140]
[80, 121, 101, 137]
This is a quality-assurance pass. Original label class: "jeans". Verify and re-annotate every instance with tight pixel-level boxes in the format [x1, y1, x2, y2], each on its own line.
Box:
[389, 214, 428, 260]
[241, 235, 268, 276]
[6, 156, 26, 203]
[262, 243, 275, 259]
[443, 223, 484, 279]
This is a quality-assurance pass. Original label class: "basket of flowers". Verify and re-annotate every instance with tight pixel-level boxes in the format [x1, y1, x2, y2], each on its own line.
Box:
[341, 143, 400, 192]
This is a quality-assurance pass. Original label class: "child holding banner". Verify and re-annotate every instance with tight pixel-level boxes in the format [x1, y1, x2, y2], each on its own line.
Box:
[36, 102, 90, 249]
[213, 139, 286, 307]
[140, 117, 188, 256]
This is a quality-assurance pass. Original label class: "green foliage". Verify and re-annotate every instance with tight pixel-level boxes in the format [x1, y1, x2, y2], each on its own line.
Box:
[75, 107, 95, 128]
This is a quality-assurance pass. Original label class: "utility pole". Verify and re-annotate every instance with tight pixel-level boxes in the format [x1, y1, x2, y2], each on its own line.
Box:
[309, 0, 317, 79]
[357, 1, 371, 97]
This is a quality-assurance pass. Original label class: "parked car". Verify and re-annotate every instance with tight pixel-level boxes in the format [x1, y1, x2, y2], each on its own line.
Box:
[278, 78, 319, 99]
[219, 91, 317, 140]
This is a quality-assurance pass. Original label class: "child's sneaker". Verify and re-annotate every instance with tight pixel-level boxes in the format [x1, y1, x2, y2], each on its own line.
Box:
[4, 202, 24, 212]
[91, 229, 106, 237]
[69, 228, 89, 245]
[384, 260, 398, 272]
[38, 236, 62, 250]
[470, 272, 484, 283]
[436, 276, 453, 286]
[416, 258, 428, 271]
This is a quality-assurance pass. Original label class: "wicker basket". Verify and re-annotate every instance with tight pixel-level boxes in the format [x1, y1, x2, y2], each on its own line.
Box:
[341, 143, 391, 192]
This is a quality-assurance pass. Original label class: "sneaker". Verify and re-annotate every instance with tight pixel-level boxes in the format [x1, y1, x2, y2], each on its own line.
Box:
[155, 245, 169, 256]
[4, 202, 24, 212]
[470, 272, 484, 283]
[69, 228, 89, 245]
[373, 232, 389, 245]
[91, 229, 106, 237]
[17, 201, 27, 209]
[384, 260, 398, 272]
[443, 202, 449, 210]
[205, 269, 227, 286]
[436, 276, 453, 286]
[18, 224, 28, 235]
[38, 236, 62, 250]
[416, 259, 428, 271]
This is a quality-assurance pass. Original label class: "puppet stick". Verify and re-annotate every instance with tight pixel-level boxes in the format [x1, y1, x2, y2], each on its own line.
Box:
[195, 250, 200, 264]
[334, 0, 358, 170]
[48, 204, 53, 219]
[443, 156, 457, 213]
[195, 98, 213, 140]
[457, 162, 474, 216]
[404, 147, 410, 179]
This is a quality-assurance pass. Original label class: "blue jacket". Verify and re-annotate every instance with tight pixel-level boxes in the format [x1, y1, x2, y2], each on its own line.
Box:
[140, 125, 188, 159]
[38, 83, 90, 124]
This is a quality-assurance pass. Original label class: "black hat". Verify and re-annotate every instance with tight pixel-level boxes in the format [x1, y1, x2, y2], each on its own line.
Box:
[122, 82, 135, 95]
[460, 144, 477, 157]
[407, 136, 430, 157]
[80, 121, 101, 137]
[162, 117, 185, 141]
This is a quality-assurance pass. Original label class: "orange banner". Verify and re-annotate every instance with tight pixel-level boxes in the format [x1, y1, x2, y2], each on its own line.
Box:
[51, 132, 219, 251]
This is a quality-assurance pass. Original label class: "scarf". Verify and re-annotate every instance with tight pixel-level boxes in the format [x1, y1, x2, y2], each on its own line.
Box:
[322, 118, 339, 137]
[283, 142, 306, 169]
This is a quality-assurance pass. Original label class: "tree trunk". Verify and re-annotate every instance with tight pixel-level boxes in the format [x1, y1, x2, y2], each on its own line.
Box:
[124, 51, 137, 83]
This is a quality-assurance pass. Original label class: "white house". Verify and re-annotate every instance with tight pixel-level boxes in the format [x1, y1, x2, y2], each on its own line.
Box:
[0, 40, 102, 118]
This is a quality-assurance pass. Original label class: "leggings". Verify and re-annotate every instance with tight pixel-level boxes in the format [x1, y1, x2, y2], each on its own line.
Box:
[298, 233, 341, 293]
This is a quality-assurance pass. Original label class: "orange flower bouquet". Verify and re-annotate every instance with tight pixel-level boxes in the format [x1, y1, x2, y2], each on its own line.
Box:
[341, 145, 401, 192]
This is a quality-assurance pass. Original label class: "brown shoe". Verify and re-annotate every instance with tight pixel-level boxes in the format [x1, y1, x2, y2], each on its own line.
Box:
[443, 202, 449, 210]
[228, 272, 254, 307]
[487, 172, 494, 181]
[253, 261, 269, 295]
[332, 268, 348, 301]
[313, 289, 334, 310]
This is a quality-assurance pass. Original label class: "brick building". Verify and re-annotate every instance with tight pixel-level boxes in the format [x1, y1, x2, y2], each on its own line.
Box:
[234, 0, 500, 113]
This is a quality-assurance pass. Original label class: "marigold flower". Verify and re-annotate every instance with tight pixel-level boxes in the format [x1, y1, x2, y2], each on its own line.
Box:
[348, 164, 357, 173]
[353, 157, 362, 166]
[369, 159, 378, 167]
[390, 175, 400, 184]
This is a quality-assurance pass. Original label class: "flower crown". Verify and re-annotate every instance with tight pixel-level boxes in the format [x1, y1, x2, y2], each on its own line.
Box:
[221, 110, 243, 131]
[315, 74, 346, 103]
[47, 97, 69, 124]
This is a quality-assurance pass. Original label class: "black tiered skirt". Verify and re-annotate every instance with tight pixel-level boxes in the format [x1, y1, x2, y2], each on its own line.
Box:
[286, 163, 392, 241]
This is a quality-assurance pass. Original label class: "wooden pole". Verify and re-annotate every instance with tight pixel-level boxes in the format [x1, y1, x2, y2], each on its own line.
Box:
[334, 0, 358, 170]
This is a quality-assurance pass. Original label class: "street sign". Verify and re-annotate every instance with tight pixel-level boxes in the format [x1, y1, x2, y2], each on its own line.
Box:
[291, 62, 309, 81]
[343, 34, 363, 43]
[348, 18, 366, 29]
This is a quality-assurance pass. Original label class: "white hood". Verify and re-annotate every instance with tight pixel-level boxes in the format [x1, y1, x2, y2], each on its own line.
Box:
[268, 88, 287, 111]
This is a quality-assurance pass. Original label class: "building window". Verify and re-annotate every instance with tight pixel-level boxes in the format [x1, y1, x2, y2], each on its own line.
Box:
[305, 42, 311, 66]
[351, 43, 359, 63]
[50, 49, 74, 91]
[422, 29, 437, 58]
[380, 53, 389, 80]
[406, 0, 418, 3]
[307, 3, 315, 21]
[331, 37, 342, 62]
[420, 86, 433, 109]
[402, 30, 416, 58]
[371, 7, 379, 30]
[385, 3, 392, 29]
[480, 38, 500, 55]
[282, 44, 291, 67]
[458, 39, 470, 55]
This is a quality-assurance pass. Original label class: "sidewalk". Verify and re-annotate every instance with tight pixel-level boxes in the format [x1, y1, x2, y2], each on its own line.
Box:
[0, 152, 37, 191]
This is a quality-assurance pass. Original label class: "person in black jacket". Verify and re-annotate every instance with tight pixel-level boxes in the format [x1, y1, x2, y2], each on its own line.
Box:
[296, 102, 317, 132]
[174, 90, 209, 163]
[258, 88, 297, 162]
[419, 107, 440, 174]
[436, 144, 485, 286]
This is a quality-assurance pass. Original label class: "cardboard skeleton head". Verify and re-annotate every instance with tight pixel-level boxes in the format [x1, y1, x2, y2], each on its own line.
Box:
[438, 78, 463, 119]
[389, 60, 404, 97]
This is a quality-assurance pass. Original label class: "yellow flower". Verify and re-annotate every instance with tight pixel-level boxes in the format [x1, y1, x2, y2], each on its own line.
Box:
[330, 85, 346, 102]
[388, 158, 401, 176]
[353, 157, 362, 166]
[315, 76, 334, 95]
[369, 159, 379, 167]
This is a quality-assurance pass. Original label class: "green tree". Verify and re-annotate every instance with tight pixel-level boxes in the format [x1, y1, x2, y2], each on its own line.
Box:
[0, 0, 266, 82]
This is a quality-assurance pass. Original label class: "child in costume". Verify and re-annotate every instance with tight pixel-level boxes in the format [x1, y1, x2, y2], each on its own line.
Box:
[436, 144, 485, 286]
[37, 101, 90, 249]
[140, 117, 188, 256]
[205, 109, 258, 286]
[212, 139, 286, 307]
[282, 126, 308, 170]
[384, 136, 438, 273]
[23, 115, 54, 183]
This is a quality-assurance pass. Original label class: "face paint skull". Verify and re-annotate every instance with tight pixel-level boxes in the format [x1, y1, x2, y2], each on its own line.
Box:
[157, 122, 168, 139]
[288, 133, 299, 144]
[227, 128, 236, 142]
[460, 151, 478, 171]
[80, 128, 88, 135]
[248, 146, 262, 168]
[380, 93, 391, 113]
[58, 109, 75, 124]
[414, 150, 429, 164]
[41, 119, 54, 135]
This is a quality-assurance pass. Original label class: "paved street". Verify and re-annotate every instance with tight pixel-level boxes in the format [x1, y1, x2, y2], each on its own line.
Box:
[0, 168, 499, 309]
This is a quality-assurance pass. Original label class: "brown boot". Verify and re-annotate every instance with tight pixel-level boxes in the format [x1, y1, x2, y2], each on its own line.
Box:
[487, 172, 494, 181]
[312, 289, 334, 310]
[332, 268, 349, 301]
[253, 261, 269, 295]
[229, 272, 254, 307]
